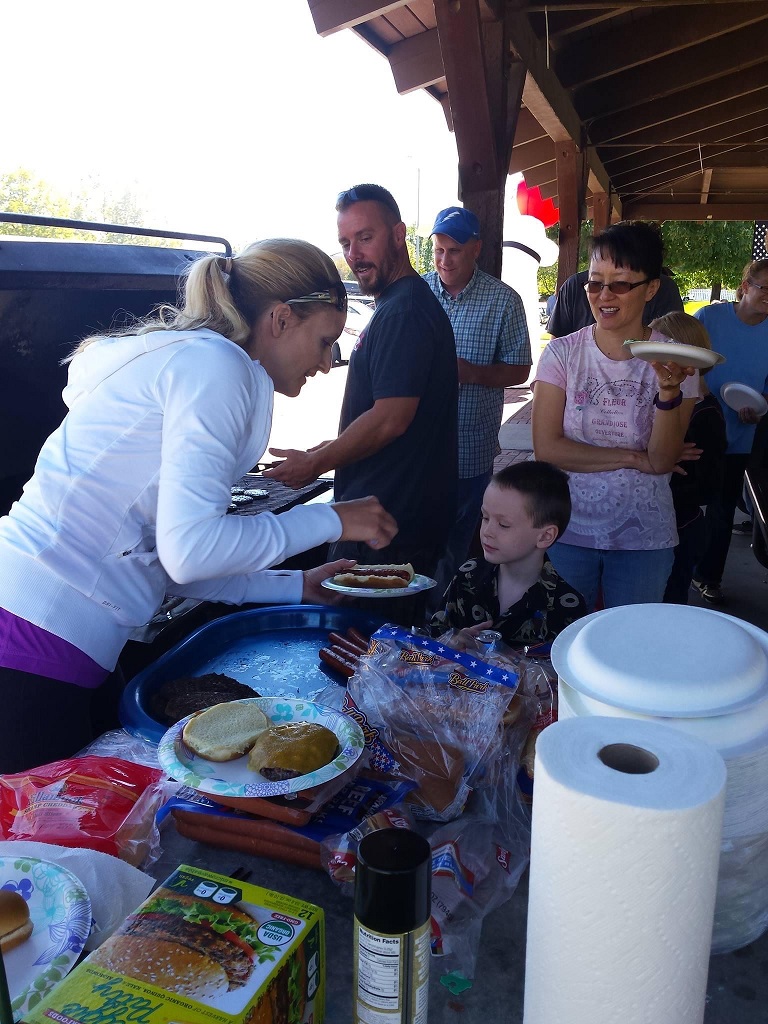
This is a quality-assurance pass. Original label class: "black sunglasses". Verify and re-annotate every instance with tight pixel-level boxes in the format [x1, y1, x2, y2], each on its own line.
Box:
[286, 287, 348, 313]
[336, 184, 401, 220]
[584, 278, 651, 296]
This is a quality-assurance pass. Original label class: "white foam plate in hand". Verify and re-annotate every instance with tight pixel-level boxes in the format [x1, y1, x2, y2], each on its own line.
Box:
[623, 339, 725, 370]
[720, 381, 768, 415]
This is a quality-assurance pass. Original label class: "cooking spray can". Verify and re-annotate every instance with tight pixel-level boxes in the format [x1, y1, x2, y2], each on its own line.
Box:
[353, 828, 432, 1024]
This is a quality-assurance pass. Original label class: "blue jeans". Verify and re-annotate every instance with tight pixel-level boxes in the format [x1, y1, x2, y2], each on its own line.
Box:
[547, 542, 675, 611]
[428, 470, 492, 613]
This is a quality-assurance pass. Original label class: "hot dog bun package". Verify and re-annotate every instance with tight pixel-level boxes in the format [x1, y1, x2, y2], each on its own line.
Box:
[22, 863, 325, 1024]
[340, 625, 523, 822]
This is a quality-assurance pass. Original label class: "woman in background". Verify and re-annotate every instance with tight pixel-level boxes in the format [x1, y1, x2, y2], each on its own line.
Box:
[532, 221, 698, 609]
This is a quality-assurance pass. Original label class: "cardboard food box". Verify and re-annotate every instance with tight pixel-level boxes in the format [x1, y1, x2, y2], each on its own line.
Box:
[22, 864, 324, 1024]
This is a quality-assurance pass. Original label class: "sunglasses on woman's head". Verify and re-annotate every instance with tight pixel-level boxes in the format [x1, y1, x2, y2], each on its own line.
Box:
[584, 278, 651, 296]
[286, 288, 348, 313]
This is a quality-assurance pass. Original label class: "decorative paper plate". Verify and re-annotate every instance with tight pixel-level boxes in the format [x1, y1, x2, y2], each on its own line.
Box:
[720, 381, 768, 416]
[0, 855, 91, 1022]
[157, 696, 365, 799]
[623, 339, 725, 370]
[321, 573, 437, 598]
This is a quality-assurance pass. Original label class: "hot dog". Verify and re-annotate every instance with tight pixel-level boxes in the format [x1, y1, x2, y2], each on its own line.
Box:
[332, 563, 414, 589]
[328, 632, 367, 660]
[346, 627, 371, 652]
[319, 647, 356, 678]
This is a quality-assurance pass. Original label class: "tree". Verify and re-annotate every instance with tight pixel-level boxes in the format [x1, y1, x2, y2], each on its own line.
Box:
[0, 168, 86, 236]
[660, 221, 753, 297]
[333, 255, 354, 281]
[1, 168, 180, 246]
[406, 226, 433, 275]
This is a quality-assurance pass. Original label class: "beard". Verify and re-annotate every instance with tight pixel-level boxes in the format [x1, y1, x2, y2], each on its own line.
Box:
[349, 235, 401, 297]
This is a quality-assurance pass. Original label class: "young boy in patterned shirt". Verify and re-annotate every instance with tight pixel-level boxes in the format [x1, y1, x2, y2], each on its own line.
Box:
[430, 461, 586, 647]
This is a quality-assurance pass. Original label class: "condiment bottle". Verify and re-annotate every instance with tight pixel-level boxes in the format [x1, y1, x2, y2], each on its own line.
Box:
[353, 828, 432, 1024]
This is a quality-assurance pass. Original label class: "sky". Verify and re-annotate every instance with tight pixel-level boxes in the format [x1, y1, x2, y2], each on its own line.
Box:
[2, 0, 462, 256]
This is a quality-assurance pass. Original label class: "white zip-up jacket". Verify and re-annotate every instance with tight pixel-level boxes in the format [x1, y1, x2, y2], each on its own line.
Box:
[0, 328, 342, 669]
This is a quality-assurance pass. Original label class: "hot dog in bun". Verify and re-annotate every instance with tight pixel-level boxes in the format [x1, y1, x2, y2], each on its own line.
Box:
[332, 563, 414, 589]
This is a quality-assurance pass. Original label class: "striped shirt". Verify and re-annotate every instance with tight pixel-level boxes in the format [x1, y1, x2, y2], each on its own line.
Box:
[424, 267, 531, 477]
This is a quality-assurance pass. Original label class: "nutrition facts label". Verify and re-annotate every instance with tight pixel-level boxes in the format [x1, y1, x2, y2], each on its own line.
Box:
[354, 922, 430, 1024]
[358, 928, 401, 1009]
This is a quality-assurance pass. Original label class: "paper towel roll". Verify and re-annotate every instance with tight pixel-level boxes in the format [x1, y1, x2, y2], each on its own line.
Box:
[523, 716, 726, 1024]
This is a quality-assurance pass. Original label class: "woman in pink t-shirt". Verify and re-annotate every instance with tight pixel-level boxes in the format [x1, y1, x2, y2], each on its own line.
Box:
[532, 221, 698, 608]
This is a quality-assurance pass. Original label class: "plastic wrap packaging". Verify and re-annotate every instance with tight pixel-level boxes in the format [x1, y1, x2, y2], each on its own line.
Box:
[524, 716, 726, 1024]
[343, 625, 519, 821]
[0, 756, 167, 868]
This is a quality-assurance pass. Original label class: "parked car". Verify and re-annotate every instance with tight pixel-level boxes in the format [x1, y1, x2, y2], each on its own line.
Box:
[332, 298, 374, 365]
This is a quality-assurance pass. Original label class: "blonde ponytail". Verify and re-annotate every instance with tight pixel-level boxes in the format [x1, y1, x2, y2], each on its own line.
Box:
[66, 238, 342, 360]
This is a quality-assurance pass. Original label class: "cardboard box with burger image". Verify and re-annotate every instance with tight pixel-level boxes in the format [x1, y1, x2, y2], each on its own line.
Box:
[22, 865, 324, 1024]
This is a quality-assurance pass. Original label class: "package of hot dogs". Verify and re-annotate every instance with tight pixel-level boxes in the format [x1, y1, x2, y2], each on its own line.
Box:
[162, 770, 416, 869]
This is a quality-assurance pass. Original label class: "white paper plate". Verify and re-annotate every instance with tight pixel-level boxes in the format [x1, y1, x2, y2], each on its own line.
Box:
[1, 855, 92, 1022]
[321, 573, 437, 598]
[157, 696, 365, 798]
[720, 381, 768, 416]
[623, 339, 725, 370]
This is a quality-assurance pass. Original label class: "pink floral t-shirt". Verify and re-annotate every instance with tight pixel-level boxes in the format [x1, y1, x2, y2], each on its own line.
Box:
[535, 326, 699, 551]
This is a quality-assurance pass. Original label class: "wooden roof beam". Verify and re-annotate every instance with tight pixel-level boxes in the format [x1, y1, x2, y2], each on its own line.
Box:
[700, 168, 713, 205]
[388, 28, 444, 94]
[557, 4, 768, 89]
[606, 145, 768, 190]
[514, 107, 549, 147]
[307, 0, 409, 36]
[622, 201, 768, 222]
[505, 11, 618, 215]
[510, 136, 556, 175]
[603, 114, 768, 177]
[434, 0, 504, 193]
[591, 70, 768, 146]
[574, 24, 767, 122]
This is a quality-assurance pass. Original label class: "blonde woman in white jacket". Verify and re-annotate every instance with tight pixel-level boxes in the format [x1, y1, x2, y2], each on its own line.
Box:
[0, 238, 397, 772]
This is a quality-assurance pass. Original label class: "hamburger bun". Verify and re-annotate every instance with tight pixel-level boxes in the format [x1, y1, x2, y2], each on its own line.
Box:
[332, 563, 414, 589]
[91, 935, 229, 1000]
[182, 700, 270, 761]
[0, 890, 32, 952]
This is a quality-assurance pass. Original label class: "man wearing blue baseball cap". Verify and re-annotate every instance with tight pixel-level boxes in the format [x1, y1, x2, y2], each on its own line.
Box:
[425, 205, 532, 606]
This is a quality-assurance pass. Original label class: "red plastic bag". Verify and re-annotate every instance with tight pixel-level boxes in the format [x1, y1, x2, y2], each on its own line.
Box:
[0, 755, 163, 863]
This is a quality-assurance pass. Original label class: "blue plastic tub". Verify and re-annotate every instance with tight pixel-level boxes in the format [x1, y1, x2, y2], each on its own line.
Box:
[119, 604, 384, 744]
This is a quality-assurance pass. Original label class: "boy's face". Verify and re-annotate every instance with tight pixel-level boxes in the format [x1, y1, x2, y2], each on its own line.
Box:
[479, 483, 554, 565]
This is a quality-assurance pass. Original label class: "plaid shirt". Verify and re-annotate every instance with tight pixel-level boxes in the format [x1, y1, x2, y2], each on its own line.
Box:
[424, 267, 530, 477]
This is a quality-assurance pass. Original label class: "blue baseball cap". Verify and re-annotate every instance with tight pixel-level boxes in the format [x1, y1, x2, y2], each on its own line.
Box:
[430, 206, 481, 243]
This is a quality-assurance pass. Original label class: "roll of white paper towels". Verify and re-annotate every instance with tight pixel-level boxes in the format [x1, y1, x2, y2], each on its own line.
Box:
[523, 716, 726, 1024]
